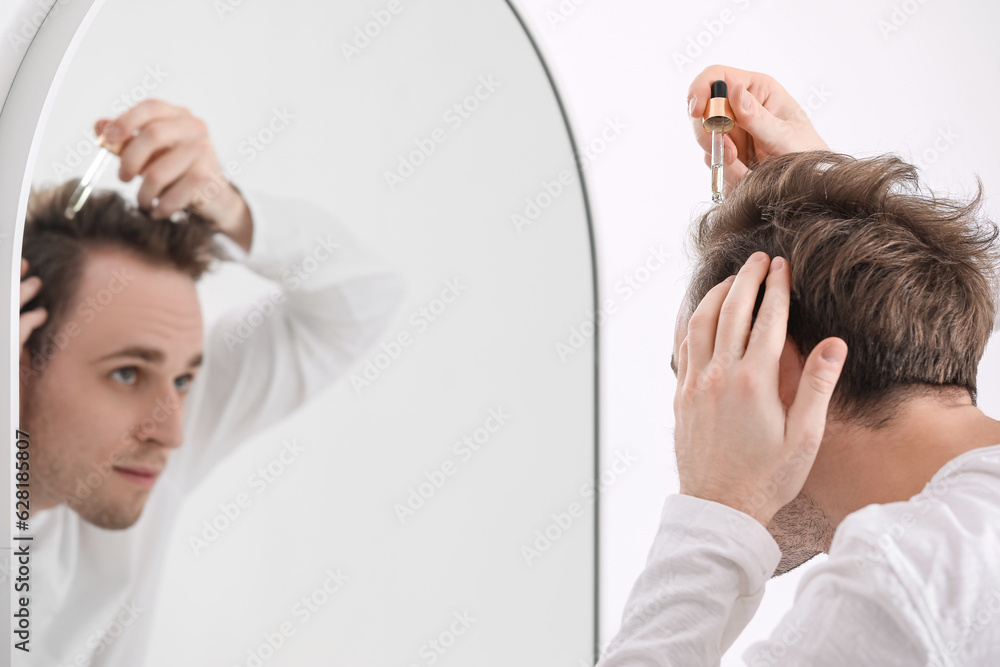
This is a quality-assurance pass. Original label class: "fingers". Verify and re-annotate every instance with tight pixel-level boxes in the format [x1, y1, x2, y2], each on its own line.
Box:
[743, 256, 790, 369]
[728, 84, 783, 158]
[20, 260, 48, 348]
[676, 335, 689, 387]
[688, 65, 830, 178]
[149, 170, 205, 219]
[686, 64, 757, 120]
[687, 65, 768, 148]
[724, 157, 749, 193]
[101, 99, 186, 145]
[135, 141, 203, 213]
[786, 337, 847, 455]
[19, 308, 48, 348]
[685, 275, 736, 381]
[20, 272, 42, 309]
[715, 252, 771, 359]
[118, 115, 206, 182]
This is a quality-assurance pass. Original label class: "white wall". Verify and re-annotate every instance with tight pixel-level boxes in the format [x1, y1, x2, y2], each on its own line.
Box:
[509, 0, 1000, 662]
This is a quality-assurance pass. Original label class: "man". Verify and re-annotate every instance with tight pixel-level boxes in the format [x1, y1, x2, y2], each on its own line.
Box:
[16, 100, 404, 665]
[598, 66, 1000, 665]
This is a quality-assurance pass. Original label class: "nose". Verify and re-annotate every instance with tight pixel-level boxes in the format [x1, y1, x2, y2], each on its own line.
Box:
[133, 391, 185, 450]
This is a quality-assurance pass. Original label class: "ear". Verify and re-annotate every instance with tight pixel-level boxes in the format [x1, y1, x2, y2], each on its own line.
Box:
[777, 335, 805, 409]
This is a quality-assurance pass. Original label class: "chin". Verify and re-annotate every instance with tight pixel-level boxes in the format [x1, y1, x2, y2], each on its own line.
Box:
[71, 494, 149, 530]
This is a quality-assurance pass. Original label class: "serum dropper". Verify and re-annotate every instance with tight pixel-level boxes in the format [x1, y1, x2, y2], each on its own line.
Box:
[702, 80, 735, 204]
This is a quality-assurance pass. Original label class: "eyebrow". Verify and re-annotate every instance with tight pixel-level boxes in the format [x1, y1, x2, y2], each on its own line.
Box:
[670, 353, 677, 378]
[94, 346, 203, 369]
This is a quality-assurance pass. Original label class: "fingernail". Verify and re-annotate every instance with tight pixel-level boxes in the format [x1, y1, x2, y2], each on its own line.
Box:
[104, 122, 121, 140]
[749, 251, 766, 263]
[769, 257, 784, 273]
[741, 87, 753, 113]
[687, 95, 696, 116]
[822, 342, 846, 365]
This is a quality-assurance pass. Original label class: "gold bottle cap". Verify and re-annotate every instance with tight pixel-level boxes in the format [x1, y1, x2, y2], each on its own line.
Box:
[96, 133, 125, 155]
[702, 80, 734, 133]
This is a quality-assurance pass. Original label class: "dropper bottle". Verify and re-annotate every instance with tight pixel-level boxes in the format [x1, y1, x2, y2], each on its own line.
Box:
[64, 133, 124, 219]
[702, 80, 735, 204]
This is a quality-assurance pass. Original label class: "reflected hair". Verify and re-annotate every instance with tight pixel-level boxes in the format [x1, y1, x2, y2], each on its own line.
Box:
[21, 179, 222, 371]
[685, 151, 1000, 429]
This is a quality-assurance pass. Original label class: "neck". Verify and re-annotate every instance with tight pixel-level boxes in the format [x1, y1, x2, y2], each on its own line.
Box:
[809, 392, 1000, 533]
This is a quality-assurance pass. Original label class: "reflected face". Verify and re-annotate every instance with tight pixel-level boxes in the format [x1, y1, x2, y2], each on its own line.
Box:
[670, 302, 835, 576]
[20, 247, 203, 529]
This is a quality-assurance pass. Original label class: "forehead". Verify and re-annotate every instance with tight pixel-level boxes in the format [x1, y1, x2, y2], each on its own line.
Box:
[68, 246, 203, 359]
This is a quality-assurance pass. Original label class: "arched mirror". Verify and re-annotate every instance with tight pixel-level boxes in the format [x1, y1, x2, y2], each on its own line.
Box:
[1, 0, 598, 663]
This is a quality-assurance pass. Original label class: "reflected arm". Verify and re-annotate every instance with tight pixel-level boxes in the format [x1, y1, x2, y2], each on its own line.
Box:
[169, 189, 405, 490]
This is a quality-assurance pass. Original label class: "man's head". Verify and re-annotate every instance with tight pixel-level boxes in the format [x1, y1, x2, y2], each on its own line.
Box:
[21, 180, 221, 529]
[672, 151, 999, 574]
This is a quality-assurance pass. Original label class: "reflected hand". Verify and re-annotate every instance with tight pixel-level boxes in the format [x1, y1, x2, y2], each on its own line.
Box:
[688, 65, 828, 195]
[95, 99, 253, 251]
[19, 259, 47, 358]
[672, 253, 847, 527]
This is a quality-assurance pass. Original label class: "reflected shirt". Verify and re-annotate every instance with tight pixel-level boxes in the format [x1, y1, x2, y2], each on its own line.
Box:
[21, 190, 405, 667]
[596, 442, 1000, 667]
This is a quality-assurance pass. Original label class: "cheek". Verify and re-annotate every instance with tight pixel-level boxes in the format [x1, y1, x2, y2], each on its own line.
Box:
[28, 361, 137, 463]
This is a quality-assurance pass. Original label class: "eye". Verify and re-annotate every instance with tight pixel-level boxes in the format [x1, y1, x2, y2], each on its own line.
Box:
[174, 374, 194, 393]
[110, 367, 138, 385]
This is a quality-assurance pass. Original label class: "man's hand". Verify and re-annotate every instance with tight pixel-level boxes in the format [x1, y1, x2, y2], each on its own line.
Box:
[673, 252, 847, 527]
[94, 99, 253, 252]
[688, 65, 828, 195]
[19, 259, 47, 358]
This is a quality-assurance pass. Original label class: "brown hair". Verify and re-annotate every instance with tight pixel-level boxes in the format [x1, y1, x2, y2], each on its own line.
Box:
[686, 151, 999, 429]
[21, 179, 222, 372]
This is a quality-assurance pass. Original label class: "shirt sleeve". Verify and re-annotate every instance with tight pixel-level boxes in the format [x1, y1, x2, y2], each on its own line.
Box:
[598, 495, 935, 667]
[168, 188, 406, 491]
[597, 494, 782, 666]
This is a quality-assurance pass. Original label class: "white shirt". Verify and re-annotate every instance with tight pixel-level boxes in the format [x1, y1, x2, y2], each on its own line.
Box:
[19, 190, 404, 667]
[597, 442, 1000, 667]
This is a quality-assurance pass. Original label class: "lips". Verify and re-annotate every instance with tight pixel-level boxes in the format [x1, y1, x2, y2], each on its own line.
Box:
[113, 465, 162, 489]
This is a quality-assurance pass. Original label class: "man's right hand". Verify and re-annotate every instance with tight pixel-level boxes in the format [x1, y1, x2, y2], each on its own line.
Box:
[688, 65, 828, 195]
[19, 259, 47, 358]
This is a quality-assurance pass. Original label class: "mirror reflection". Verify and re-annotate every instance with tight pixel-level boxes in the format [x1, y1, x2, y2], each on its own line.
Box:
[17, 0, 596, 664]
